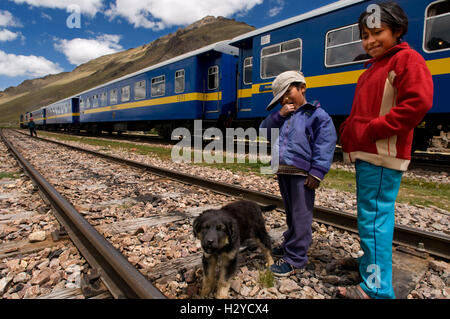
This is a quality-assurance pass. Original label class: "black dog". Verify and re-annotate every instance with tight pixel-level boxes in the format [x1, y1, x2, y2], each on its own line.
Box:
[193, 200, 275, 298]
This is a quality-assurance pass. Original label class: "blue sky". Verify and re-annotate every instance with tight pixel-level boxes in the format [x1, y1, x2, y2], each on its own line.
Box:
[0, 0, 338, 92]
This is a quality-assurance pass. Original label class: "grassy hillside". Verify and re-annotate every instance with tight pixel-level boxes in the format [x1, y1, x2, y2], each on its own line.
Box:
[0, 16, 254, 126]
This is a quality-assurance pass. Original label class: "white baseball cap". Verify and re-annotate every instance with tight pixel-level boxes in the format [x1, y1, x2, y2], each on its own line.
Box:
[267, 71, 306, 111]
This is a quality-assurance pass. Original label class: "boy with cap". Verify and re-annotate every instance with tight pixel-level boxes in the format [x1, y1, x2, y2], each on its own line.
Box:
[260, 71, 336, 276]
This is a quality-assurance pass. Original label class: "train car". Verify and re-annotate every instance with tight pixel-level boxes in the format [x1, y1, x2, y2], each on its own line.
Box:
[45, 98, 80, 131]
[31, 107, 46, 129]
[77, 41, 238, 136]
[229, 0, 450, 148]
[23, 112, 31, 128]
[19, 114, 25, 128]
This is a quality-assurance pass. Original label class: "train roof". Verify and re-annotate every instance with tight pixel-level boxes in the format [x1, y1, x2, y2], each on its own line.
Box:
[29, 105, 46, 114]
[229, 0, 365, 46]
[46, 40, 238, 107]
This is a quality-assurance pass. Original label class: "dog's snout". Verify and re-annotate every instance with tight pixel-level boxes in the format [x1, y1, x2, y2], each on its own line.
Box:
[205, 237, 216, 249]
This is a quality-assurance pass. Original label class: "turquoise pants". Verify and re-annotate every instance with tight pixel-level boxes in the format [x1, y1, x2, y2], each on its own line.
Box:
[355, 160, 403, 299]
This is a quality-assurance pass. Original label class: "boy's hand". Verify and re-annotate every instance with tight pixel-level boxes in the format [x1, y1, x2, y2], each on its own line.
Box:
[279, 103, 296, 117]
[304, 175, 320, 189]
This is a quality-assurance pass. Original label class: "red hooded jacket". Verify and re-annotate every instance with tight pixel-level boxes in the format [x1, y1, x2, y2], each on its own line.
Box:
[340, 42, 433, 171]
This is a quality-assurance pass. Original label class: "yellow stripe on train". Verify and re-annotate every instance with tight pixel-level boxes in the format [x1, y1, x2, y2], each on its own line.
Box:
[46, 113, 80, 120]
[83, 91, 222, 115]
[238, 57, 450, 98]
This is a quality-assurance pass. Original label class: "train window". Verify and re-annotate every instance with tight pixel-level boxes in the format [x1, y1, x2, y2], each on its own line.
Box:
[101, 92, 107, 106]
[261, 39, 301, 79]
[262, 46, 280, 56]
[110, 89, 118, 104]
[93, 95, 99, 108]
[243, 57, 253, 85]
[121, 86, 130, 102]
[424, 1, 450, 52]
[151, 75, 165, 97]
[134, 80, 146, 100]
[208, 66, 219, 90]
[325, 24, 368, 67]
[80, 99, 84, 110]
[86, 97, 91, 109]
[175, 70, 185, 93]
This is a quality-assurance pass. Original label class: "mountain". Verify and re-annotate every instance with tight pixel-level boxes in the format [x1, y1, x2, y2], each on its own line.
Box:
[0, 16, 254, 126]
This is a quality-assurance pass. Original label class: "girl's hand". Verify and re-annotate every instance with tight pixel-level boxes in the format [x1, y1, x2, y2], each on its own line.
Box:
[279, 104, 296, 117]
[304, 175, 320, 189]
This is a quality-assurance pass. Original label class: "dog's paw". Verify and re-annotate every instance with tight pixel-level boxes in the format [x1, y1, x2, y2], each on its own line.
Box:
[265, 254, 275, 267]
[216, 284, 230, 299]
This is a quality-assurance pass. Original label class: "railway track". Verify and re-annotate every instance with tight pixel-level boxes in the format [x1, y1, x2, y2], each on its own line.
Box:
[12, 129, 449, 261]
[1, 129, 165, 299]
[334, 147, 450, 173]
[2, 128, 449, 299]
[28, 129, 450, 173]
[407, 151, 450, 172]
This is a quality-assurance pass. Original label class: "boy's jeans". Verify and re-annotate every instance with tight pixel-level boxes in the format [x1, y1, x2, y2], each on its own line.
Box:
[277, 174, 315, 268]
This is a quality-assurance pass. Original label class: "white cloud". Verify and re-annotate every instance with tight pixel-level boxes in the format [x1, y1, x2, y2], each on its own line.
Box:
[0, 29, 21, 42]
[10, 0, 103, 17]
[0, 11, 24, 43]
[105, 0, 263, 30]
[54, 34, 123, 65]
[0, 50, 63, 77]
[268, 0, 284, 17]
[0, 10, 22, 27]
[41, 12, 52, 21]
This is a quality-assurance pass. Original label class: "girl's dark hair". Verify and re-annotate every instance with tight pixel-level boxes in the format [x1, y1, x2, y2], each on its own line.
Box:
[358, 1, 408, 40]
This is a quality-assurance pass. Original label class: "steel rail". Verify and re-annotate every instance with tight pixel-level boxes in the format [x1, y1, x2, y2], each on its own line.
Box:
[334, 148, 450, 173]
[27, 129, 450, 173]
[1, 129, 166, 299]
[11, 129, 450, 261]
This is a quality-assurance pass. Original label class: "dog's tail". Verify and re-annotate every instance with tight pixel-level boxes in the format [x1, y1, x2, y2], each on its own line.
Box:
[258, 204, 277, 212]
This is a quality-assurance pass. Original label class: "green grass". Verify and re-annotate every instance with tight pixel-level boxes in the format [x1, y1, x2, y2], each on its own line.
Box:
[322, 168, 450, 211]
[39, 131, 173, 159]
[0, 171, 20, 179]
[258, 269, 275, 288]
[37, 131, 450, 211]
[322, 169, 357, 193]
[397, 178, 450, 209]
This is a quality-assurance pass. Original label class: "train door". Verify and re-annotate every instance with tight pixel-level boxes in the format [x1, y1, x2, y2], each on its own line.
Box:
[204, 65, 220, 114]
[238, 56, 253, 114]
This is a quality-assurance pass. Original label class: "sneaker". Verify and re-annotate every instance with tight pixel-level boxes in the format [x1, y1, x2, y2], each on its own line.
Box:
[270, 258, 296, 277]
[271, 246, 284, 257]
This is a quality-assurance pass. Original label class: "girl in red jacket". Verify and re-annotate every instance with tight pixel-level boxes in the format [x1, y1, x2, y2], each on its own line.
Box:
[336, 2, 433, 299]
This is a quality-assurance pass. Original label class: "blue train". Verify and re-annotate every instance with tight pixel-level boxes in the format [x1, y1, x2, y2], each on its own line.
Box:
[22, 0, 449, 149]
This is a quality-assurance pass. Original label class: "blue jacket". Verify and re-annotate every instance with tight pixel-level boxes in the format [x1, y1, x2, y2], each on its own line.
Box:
[260, 101, 337, 180]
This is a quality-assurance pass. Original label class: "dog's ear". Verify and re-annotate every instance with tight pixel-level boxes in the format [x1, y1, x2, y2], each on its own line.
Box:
[192, 215, 201, 238]
[193, 214, 202, 238]
[226, 219, 239, 244]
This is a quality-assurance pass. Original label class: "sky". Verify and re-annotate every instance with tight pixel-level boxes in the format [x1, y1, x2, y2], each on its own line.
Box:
[0, 0, 339, 92]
